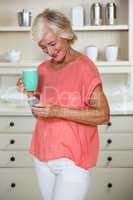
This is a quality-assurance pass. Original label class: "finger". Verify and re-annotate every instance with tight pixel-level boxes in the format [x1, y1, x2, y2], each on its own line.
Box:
[31, 107, 44, 113]
[32, 106, 50, 113]
[16, 78, 24, 88]
[32, 107, 49, 117]
[31, 107, 42, 113]
[17, 76, 23, 83]
[33, 91, 38, 95]
[17, 85, 25, 92]
[23, 90, 35, 96]
[39, 110, 49, 117]
[17, 76, 22, 82]
[27, 91, 35, 96]
[31, 109, 39, 116]
[32, 111, 45, 118]
[32, 113, 38, 119]
[31, 110, 38, 118]
[32, 103, 45, 108]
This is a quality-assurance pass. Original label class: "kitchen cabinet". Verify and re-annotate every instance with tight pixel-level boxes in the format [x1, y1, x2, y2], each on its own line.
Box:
[88, 115, 133, 200]
[0, 114, 133, 200]
[0, 115, 42, 200]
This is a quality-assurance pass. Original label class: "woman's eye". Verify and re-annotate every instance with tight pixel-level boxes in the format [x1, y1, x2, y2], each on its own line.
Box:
[51, 43, 56, 46]
[42, 46, 47, 51]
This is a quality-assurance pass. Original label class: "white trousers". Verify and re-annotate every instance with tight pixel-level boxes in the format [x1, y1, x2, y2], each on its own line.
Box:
[34, 157, 90, 200]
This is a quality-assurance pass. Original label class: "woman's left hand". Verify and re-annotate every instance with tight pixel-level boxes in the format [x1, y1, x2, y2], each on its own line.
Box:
[31, 103, 61, 118]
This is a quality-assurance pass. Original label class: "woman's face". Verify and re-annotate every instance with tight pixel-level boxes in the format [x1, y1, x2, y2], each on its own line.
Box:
[38, 31, 69, 63]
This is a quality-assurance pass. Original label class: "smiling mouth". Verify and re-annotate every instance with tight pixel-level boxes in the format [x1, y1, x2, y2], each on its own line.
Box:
[52, 51, 60, 58]
[53, 54, 58, 58]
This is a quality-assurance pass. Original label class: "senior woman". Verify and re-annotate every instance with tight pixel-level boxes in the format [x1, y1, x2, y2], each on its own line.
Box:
[17, 8, 110, 200]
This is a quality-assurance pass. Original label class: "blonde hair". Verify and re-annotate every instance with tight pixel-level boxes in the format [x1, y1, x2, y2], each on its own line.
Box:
[31, 9, 77, 44]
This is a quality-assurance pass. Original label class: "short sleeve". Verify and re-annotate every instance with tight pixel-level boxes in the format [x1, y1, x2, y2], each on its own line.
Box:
[81, 58, 102, 105]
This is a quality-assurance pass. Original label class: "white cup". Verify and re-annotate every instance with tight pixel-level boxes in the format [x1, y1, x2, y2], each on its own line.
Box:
[105, 45, 118, 61]
[85, 46, 98, 61]
[72, 6, 84, 26]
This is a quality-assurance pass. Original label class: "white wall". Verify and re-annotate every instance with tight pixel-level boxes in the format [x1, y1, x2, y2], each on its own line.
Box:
[0, 0, 130, 106]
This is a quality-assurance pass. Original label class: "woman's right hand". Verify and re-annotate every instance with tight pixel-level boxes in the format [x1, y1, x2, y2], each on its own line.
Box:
[16, 76, 24, 92]
[16, 76, 36, 96]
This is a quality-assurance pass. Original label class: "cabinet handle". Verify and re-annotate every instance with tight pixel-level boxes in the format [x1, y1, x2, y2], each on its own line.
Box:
[107, 183, 112, 188]
[107, 122, 112, 127]
[11, 182, 16, 188]
[107, 139, 112, 144]
[9, 122, 15, 127]
[10, 156, 15, 162]
[107, 156, 112, 162]
[10, 139, 15, 144]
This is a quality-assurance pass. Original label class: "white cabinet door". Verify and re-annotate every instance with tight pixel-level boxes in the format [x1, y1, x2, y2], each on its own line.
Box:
[0, 168, 42, 200]
[0, 133, 32, 150]
[0, 151, 33, 167]
[0, 116, 36, 133]
[97, 151, 133, 167]
[99, 116, 133, 133]
[88, 168, 133, 200]
[100, 133, 133, 150]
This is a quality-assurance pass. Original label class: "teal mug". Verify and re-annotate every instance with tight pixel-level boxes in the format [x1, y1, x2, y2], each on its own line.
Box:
[23, 68, 38, 92]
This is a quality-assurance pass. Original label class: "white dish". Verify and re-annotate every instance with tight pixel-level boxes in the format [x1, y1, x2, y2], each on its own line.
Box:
[0, 87, 29, 107]
[3, 49, 21, 63]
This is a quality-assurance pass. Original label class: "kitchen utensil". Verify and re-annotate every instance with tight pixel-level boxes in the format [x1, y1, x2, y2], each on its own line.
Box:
[23, 68, 39, 106]
[23, 68, 38, 92]
[105, 45, 118, 61]
[18, 9, 32, 26]
[91, 3, 103, 25]
[4, 49, 21, 63]
[85, 46, 98, 61]
[72, 6, 84, 26]
[0, 86, 29, 107]
[105, 2, 117, 25]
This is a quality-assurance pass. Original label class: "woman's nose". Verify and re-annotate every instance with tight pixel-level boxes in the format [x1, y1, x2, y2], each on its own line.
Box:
[47, 46, 55, 56]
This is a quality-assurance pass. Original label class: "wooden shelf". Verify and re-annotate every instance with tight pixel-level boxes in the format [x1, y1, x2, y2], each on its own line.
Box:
[95, 61, 131, 66]
[0, 61, 39, 74]
[0, 26, 31, 32]
[0, 60, 131, 74]
[95, 61, 131, 74]
[72, 25, 129, 31]
[0, 66, 130, 74]
[0, 60, 130, 67]
[96, 61, 131, 73]
[98, 66, 131, 74]
[0, 25, 129, 32]
[0, 61, 40, 67]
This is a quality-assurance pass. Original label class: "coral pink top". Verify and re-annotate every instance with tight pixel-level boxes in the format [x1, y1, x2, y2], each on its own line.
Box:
[29, 55, 102, 169]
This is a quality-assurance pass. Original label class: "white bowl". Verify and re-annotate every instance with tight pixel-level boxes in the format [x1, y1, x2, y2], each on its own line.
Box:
[4, 49, 21, 63]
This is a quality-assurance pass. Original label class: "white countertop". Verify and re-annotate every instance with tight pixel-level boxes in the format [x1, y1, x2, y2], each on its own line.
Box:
[0, 102, 32, 116]
[110, 110, 133, 115]
[0, 103, 133, 116]
[0, 105, 32, 116]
